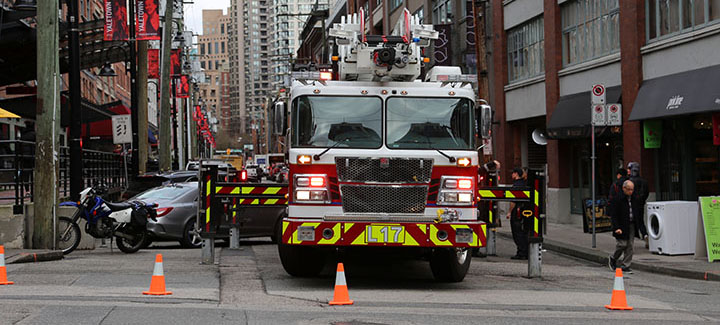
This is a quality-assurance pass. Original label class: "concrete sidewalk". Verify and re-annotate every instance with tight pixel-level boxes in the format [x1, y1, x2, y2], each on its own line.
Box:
[495, 221, 720, 282]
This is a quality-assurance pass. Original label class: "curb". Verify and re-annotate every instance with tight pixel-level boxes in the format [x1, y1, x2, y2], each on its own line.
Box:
[495, 231, 720, 282]
[6, 251, 64, 264]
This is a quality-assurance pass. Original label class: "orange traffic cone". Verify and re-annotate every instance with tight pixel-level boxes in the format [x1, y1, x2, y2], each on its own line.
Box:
[605, 268, 632, 310]
[329, 263, 353, 305]
[0, 246, 13, 285]
[142, 254, 172, 295]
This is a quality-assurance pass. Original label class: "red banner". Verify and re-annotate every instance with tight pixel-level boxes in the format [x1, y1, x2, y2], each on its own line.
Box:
[148, 49, 159, 79]
[135, 0, 160, 40]
[171, 49, 181, 76]
[175, 76, 190, 98]
[103, 0, 129, 41]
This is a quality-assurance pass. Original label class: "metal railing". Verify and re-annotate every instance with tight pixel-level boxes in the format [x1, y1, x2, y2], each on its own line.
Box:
[0, 140, 127, 210]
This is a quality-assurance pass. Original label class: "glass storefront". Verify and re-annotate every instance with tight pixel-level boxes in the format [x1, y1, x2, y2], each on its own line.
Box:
[569, 134, 624, 214]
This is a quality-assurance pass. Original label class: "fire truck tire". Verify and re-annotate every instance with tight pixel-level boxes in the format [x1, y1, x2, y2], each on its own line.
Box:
[278, 244, 325, 277]
[429, 248, 471, 282]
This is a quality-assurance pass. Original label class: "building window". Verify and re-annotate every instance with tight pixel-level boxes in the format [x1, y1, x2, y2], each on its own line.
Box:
[433, 0, 452, 24]
[414, 7, 424, 24]
[391, 0, 403, 11]
[647, 0, 720, 41]
[507, 16, 544, 83]
[561, 0, 620, 67]
[222, 42, 226, 53]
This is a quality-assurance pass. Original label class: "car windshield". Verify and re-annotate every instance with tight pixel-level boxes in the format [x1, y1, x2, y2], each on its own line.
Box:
[291, 96, 383, 148]
[386, 97, 474, 150]
[134, 184, 195, 201]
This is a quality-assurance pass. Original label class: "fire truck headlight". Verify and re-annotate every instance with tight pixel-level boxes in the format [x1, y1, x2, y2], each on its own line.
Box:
[458, 193, 472, 203]
[444, 179, 458, 189]
[310, 190, 327, 201]
[296, 177, 310, 187]
[442, 192, 458, 202]
[456, 228, 473, 243]
[296, 190, 310, 201]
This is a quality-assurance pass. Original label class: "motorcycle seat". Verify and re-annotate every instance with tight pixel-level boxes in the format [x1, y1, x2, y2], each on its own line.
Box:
[105, 201, 134, 211]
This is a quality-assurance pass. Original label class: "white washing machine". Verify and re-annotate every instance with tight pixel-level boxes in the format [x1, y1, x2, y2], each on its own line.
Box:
[646, 201, 698, 255]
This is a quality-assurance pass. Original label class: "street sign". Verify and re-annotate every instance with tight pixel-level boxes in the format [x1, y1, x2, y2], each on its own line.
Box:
[591, 105, 606, 126]
[111, 115, 132, 144]
[591, 84, 606, 105]
[482, 138, 492, 155]
[607, 103, 622, 126]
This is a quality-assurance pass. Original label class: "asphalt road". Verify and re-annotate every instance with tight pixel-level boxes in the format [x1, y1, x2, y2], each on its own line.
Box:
[2, 237, 719, 324]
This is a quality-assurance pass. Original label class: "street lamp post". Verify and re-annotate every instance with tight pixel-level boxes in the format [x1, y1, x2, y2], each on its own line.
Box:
[67, 0, 83, 201]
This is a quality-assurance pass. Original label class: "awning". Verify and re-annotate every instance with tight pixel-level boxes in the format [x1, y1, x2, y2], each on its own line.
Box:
[0, 95, 125, 127]
[629, 64, 720, 121]
[0, 107, 20, 119]
[546, 86, 621, 138]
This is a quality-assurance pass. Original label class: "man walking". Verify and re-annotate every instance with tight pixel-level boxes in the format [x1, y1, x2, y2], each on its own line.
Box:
[608, 180, 643, 273]
[507, 168, 528, 260]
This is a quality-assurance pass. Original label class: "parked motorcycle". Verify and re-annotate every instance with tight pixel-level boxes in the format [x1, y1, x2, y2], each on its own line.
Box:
[57, 186, 157, 255]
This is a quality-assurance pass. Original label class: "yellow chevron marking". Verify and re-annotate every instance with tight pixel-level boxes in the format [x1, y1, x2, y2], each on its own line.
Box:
[251, 199, 260, 205]
[231, 187, 240, 194]
[505, 191, 515, 198]
[344, 223, 354, 233]
[534, 217, 539, 234]
[282, 221, 289, 243]
[242, 187, 254, 194]
[263, 187, 282, 195]
[429, 226, 453, 246]
[205, 207, 210, 224]
[318, 223, 342, 244]
[404, 232, 419, 246]
[480, 224, 487, 247]
[489, 209, 493, 223]
[205, 180, 211, 225]
[417, 224, 427, 234]
[535, 190, 539, 207]
[237, 199, 245, 204]
[478, 190, 495, 198]
[265, 198, 279, 205]
[351, 230, 366, 245]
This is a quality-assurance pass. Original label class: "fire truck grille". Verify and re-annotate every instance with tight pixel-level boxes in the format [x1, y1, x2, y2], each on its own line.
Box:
[340, 185, 428, 214]
[335, 157, 433, 183]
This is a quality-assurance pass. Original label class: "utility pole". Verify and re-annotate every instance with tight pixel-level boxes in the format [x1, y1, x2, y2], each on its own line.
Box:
[137, 40, 149, 174]
[473, 0, 489, 101]
[68, 0, 82, 201]
[159, 1, 174, 171]
[129, 0, 140, 175]
[34, 0, 60, 249]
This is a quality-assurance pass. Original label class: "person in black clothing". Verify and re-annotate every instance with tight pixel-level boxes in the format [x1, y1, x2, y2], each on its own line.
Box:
[627, 162, 649, 245]
[607, 168, 628, 212]
[608, 180, 644, 274]
[507, 167, 528, 260]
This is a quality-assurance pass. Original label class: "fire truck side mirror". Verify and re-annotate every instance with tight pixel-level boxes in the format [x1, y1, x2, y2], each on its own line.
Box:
[273, 101, 287, 136]
[479, 104, 492, 139]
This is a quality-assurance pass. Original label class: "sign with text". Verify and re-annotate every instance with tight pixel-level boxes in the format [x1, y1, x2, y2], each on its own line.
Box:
[607, 103, 622, 126]
[697, 197, 720, 262]
[135, 0, 161, 40]
[591, 84, 606, 105]
[103, 0, 129, 41]
[111, 115, 132, 144]
[591, 105, 606, 126]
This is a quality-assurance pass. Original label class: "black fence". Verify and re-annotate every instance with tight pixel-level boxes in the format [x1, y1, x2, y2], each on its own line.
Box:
[0, 140, 127, 210]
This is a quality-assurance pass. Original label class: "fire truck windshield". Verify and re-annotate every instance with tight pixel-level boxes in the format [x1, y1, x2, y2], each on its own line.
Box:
[291, 96, 383, 148]
[386, 97, 474, 150]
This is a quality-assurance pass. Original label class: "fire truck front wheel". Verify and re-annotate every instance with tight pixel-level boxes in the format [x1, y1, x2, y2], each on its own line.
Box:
[429, 248, 471, 282]
[278, 244, 326, 277]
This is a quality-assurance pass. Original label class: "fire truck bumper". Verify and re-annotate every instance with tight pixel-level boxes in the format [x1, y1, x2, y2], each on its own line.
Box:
[280, 219, 487, 248]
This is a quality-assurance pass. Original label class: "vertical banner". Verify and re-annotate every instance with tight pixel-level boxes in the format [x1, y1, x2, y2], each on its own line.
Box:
[103, 0, 129, 41]
[135, 0, 161, 40]
[171, 49, 181, 76]
[148, 49, 160, 79]
[175, 76, 190, 98]
[433, 24, 452, 66]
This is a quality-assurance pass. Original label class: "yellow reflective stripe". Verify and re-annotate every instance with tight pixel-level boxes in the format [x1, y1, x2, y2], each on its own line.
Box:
[481, 224, 487, 247]
[251, 199, 260, 205]
[505, 191, 515, 198]
[263, 187, 282, 195]
[205, 180, 211, 225]
[523, 191, 530, 198]
[351, 230, 366, 245]
[534, 217, 539, 234]
[282, 221, 289, 243]
[231, 187, 240, 194]
[344, 223, 354, 233]
[318, 223, 341, 244]
[489, 209, 493, 223]
[429, 226, 453, 246]
[265, 198, 279, 205]
[404, 232, 420, 246]
[478, 190, 495, 198]
[534, 190, 539, 207]
[417, 224, 427, 234]
[242, 187, 254, 194]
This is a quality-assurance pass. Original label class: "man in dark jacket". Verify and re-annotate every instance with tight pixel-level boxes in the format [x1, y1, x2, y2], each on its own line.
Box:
[608, 180, 643, 274]
[627, 162, 649, 245]
[506, 168, 528, 260]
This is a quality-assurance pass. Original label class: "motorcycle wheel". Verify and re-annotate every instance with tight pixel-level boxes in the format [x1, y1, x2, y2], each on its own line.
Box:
[57, 216, 81, 255]
[116, 229, 148, 254]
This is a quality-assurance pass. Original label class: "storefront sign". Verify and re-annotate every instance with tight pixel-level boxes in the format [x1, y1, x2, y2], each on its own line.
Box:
[697, 197, 720, 262]
[643, 120, 662, 149]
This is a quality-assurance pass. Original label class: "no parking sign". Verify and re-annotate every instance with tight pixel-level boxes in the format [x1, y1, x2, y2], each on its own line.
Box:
[591, 84, 606, 105]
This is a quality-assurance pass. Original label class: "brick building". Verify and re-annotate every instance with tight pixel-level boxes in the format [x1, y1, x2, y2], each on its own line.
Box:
[490, 0, 720, 223]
